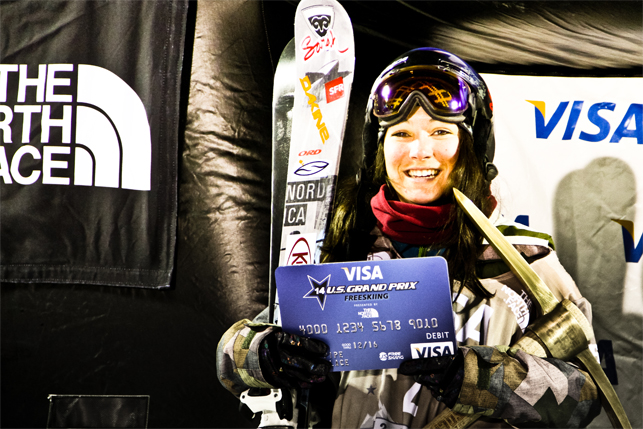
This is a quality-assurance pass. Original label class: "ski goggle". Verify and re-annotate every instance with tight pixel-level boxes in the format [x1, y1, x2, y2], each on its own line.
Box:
[372, 66, 471, 125]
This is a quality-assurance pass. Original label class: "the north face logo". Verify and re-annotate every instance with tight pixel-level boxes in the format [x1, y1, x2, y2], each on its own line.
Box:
[0, 64, 151, 191]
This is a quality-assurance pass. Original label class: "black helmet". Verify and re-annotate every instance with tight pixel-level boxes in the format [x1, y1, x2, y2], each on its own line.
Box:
[362, 47, 498, 181]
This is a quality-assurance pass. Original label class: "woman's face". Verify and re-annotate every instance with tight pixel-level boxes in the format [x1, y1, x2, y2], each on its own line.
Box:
[383, 107, 460, 205]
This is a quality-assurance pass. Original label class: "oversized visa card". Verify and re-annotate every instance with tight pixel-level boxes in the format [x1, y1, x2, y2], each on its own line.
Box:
[275, 257, 457, 371]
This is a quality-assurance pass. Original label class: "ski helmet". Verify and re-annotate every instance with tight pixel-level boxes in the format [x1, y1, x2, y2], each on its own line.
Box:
[363, 48, 498, 181]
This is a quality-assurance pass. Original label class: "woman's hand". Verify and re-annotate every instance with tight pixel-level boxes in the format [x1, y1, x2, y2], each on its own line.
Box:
[259, 330, 331, 389]
[398, 350, 465, 408]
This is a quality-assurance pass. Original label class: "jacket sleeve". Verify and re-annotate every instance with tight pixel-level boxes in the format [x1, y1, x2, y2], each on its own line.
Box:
[456, 231, 602, 427]
[453, 343, 601, 427]
[216, 308, 279, 397]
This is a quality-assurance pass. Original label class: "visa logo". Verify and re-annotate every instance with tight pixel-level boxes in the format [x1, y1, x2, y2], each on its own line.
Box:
[612, 219, 643, 263]
[527, 101, 641, 144]
[410, 341, 454, 358]
[341, 265, 383, 281]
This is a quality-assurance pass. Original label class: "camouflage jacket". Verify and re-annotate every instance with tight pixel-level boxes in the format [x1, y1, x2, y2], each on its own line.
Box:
[217, 213, 601, 428]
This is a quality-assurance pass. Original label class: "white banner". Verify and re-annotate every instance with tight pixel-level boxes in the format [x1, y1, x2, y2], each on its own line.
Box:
[482, 74, 643, 428]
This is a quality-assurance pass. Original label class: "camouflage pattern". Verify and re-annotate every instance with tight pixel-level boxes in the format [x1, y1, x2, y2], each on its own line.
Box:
[216, 317, 277, 396]
[456, 346, 600, 427]
[217, 211, 602, 427]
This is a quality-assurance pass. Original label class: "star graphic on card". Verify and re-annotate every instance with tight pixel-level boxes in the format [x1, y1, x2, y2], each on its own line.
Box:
[303, 274, 331, 310]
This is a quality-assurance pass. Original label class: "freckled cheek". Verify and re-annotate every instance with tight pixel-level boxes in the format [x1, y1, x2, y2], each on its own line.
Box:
[434, 145, 458, 161]
[384, 147, 406, 176]
[435, 145, 458, 162]
[385, 160, 402, 180]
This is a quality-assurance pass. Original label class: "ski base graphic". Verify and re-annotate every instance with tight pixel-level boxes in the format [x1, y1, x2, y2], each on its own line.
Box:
[271, 0, 355, 326]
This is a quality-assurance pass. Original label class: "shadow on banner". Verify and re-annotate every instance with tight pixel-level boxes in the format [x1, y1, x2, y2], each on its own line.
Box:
[554, 157, 642, 428]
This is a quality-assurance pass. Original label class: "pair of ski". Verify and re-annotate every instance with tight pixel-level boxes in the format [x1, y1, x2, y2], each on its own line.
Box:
[239, 0, 355, 427]
[268, 0, 355, 326]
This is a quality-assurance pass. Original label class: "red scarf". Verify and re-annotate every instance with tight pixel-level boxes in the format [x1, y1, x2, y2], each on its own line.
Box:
[370, 185, 454, 245]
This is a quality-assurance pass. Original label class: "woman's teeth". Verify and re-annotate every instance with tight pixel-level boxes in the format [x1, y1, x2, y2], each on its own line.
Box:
[407, 169, 438, 178]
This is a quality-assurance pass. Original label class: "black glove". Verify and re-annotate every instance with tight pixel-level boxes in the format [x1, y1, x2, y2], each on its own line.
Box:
[398, 350, 465, 408]
[259, 329, 331, 389]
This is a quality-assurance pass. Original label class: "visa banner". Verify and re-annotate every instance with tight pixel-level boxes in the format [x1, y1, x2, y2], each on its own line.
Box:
[482, 74, 642, 429]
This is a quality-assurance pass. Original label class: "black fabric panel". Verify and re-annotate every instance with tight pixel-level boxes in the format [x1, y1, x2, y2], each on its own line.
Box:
[179, 0, 274, 324]
[338, 1, 643, 76]
[2, 1, 266, 427]
[47, 395, 149, 428]
[261, 1, 642, 79]
[0, 0, 187, 287]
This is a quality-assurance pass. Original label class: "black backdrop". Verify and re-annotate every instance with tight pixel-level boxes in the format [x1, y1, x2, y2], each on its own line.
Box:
[1, 1, 641, 428]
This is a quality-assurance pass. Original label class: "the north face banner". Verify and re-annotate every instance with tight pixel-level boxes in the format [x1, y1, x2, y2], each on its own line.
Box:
[0, 1, 187, 288]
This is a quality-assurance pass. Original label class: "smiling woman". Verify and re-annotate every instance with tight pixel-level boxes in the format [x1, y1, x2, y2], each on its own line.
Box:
[217, 48, 603, 428]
